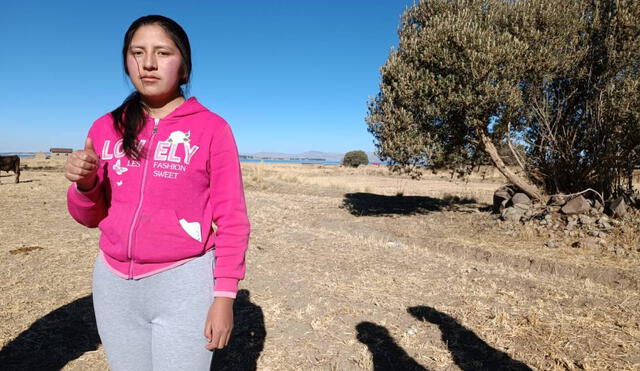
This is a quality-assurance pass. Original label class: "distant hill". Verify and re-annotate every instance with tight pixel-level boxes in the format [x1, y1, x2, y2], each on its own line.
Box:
[241, 150, 382, 163]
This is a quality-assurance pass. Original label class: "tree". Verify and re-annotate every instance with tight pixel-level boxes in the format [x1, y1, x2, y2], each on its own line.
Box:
[367, 0, 639, 201]
[342, 150, 369, 167]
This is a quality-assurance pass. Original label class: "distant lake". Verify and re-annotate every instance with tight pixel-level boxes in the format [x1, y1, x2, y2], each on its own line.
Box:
[240, 159, 341, 165]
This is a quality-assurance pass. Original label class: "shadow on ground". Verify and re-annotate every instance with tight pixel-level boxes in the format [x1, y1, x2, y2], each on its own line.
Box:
[356, 321, 428, 371]
[210, 289, 266, 371]
[0, 295, 100, 371]
[408, 305, 533, 371]
[342, 192, 479, 216]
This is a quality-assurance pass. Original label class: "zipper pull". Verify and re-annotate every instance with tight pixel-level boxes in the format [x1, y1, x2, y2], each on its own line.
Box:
[152, 118, 159, 134]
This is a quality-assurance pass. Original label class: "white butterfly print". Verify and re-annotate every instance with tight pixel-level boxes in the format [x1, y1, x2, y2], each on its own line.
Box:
[112, 159, 128, 175]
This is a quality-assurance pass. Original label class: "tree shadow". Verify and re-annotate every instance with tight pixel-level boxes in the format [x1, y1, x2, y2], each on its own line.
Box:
[342, 192, 480, 216]
[0, 295, 100, 371]
[210, 289, 266, 371]
[408, 306, 532, 371]
[355, 321, 428, 371]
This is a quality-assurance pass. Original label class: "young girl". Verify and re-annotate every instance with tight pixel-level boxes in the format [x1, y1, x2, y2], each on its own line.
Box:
[64, 15, 250, 370]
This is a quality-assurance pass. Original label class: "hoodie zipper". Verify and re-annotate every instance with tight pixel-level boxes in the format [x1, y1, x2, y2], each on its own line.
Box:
[126, 117, 160, 278]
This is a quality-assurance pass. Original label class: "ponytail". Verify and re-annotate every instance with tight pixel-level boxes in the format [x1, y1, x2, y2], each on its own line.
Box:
[110, 91, 146, 159]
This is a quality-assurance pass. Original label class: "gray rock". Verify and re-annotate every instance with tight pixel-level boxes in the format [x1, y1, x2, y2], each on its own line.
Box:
[544, 240, 557, 248]
[607, 197, 627, 219]
[501, 207, 524, 222]
[561, 196, 591, 215]
[593, 199, 603, 211]
[578, 215, 595, 225]
[572, 238, 598, 249]
[566, 219, 578, 230]
[511, 193, 531, 206]
[493, 185, 515, 214]
[387, 241, 407, 249]
[548, 194, 569, 206]
[514, 203, 531, 211]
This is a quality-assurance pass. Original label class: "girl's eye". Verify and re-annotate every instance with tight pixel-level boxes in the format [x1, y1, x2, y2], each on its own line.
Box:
[159, 52, 169, 56]
[132, 51, 143, 56]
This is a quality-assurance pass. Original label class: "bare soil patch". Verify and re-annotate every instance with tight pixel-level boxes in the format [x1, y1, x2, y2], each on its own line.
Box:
[1, 161, 638, 370]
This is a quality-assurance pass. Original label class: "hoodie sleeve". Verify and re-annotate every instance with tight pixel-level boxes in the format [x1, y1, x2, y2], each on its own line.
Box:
[209, 122, 251, 298]
[66, 129, 108, 228]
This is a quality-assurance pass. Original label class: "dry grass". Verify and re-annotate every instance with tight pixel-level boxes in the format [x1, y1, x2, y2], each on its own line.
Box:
[0, 161, 638, 370]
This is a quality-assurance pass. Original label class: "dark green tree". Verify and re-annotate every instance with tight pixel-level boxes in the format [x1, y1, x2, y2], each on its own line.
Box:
[342, 150, 369, 167]
[367, 0, 639, 200]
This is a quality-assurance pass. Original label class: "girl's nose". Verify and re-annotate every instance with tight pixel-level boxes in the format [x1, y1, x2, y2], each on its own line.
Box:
[142, 53, 157, 70]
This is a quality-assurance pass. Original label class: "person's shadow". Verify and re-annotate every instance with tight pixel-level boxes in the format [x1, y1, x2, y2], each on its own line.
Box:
[210, 289, 266, 371]
[355, 321, 428, 371]
[408, 306, 533, 371]
[0, 295, 100, 371]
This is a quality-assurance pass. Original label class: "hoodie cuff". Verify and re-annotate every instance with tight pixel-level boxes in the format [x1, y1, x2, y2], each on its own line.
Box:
[72, 181, 102, 203]
[213, 291, 237, 299]
[214, 277, 238, 295]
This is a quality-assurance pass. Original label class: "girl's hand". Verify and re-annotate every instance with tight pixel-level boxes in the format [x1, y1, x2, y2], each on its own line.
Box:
[204, 297, 234, 350]
[65, 137, 99, 191]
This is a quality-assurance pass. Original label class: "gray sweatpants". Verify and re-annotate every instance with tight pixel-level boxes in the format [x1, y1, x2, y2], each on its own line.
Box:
[92, 249, 215, 371]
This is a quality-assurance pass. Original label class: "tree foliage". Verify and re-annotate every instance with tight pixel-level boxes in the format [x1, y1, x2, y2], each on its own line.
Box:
[367, 0, 639, 199]
[342, 150, 369, 167]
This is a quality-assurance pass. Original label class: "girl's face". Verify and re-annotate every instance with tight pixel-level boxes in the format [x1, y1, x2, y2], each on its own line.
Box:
[126, 24, 185, 103]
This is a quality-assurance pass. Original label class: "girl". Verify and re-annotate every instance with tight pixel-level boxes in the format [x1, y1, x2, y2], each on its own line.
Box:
[64, 15, 250, 370]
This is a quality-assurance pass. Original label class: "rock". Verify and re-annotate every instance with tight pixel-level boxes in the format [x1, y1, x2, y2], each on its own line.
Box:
[544, 240, 557, 248]
[566, 219, 578, 230]
[597, 216, 613, 230]
[621, 225, 634, 235]
[493, 185, 515, 213]
[578, 215, 594, 226]
[561, 196, 591, 215]
[548, 194, 569, 206]
[572, 238, 598, 249]
[387, 242, 406, 249]
[593, 199, 603, 212]
[606, 197, 627, 219]
[501, 207, 524, 222]
[510, 193, 531, 206]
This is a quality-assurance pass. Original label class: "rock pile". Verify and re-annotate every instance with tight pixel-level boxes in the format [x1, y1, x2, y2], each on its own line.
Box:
[493, 185, 639, 242]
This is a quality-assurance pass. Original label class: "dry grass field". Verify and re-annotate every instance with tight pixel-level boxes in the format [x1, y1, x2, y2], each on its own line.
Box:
[0, 158, 638, 370]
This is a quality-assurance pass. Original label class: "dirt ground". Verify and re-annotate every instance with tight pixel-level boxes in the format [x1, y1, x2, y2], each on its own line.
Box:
[0, 159, 638, 370]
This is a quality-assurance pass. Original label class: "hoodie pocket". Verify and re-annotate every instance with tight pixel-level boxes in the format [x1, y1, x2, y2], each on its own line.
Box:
[98, 205, 131, 261]
[132, 208, 205, 263]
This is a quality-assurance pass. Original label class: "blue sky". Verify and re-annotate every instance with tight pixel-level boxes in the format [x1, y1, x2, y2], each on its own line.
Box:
[0, 0, 413, 154]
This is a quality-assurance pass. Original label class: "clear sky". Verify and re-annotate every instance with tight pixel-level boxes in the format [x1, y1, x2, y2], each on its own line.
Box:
[0, 0, 413, 154]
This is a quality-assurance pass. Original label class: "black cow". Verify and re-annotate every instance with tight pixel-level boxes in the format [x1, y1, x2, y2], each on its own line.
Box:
[0, 155, 20, 183]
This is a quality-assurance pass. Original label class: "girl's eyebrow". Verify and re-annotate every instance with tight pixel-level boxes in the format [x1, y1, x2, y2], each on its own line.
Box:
[129, 44, 174, 50]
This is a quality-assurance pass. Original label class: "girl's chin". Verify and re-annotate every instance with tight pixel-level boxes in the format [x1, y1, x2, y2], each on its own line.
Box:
[138, 90, 181, 104]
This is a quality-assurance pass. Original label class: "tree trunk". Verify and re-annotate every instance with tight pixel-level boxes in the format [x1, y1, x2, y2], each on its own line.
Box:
[477, 127, 546, 202]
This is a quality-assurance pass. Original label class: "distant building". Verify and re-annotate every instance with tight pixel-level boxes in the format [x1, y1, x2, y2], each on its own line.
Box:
[50, 148, 73, 158]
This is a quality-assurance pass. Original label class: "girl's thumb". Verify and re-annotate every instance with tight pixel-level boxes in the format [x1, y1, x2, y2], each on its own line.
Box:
[84, 136, 95, 153]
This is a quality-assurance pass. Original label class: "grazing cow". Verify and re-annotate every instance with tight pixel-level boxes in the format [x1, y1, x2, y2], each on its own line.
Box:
[0, 155, 20, 183]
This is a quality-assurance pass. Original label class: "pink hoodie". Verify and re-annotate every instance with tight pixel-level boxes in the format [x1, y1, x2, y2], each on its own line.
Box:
[67, 97, 250, 298]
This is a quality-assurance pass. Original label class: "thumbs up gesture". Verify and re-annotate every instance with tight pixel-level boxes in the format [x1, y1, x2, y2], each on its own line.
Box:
[65, 136, 100, 191]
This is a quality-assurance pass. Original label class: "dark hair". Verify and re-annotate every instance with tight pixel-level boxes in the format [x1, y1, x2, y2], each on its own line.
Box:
[110, 15, 192, 159]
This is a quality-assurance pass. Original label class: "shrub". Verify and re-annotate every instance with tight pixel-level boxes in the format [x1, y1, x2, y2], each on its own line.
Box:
[342, 150, 369, 168]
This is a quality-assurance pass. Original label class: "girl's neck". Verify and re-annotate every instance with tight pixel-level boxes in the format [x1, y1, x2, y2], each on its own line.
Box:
[142, 94, 186, 119]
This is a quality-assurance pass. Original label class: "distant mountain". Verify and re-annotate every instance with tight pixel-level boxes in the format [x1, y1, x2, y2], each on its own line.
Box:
[240, 150, 382, 163]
